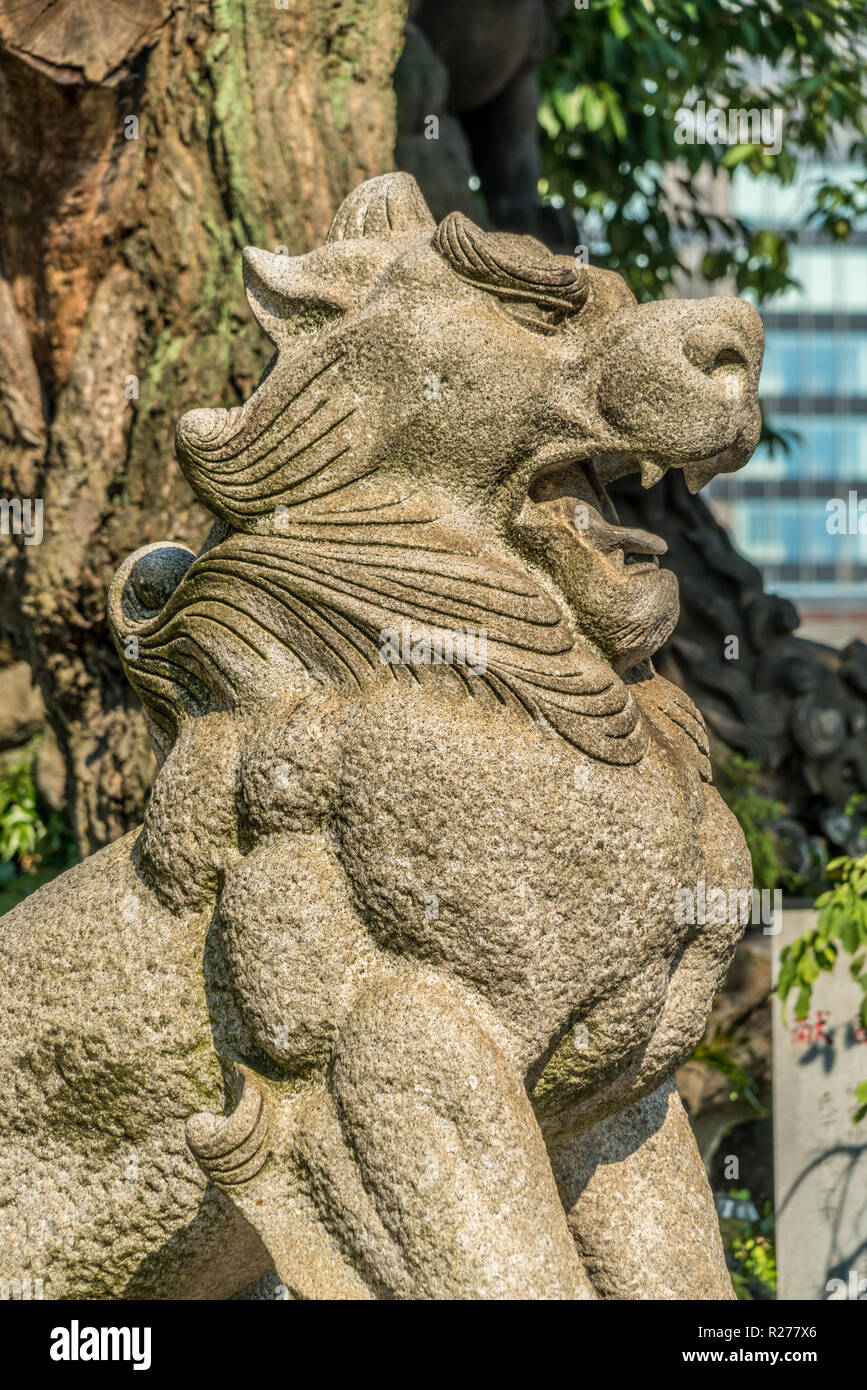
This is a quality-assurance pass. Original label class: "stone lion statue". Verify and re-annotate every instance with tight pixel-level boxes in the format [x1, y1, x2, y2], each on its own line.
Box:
[0, 173, 764, 1299]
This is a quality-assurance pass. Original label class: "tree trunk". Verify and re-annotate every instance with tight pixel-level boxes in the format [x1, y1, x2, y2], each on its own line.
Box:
[0, 0, 406, 853]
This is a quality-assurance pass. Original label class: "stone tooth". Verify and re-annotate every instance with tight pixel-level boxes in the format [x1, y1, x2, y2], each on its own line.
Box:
[683, 456, 721, 494]
[638, 458, 666, 489]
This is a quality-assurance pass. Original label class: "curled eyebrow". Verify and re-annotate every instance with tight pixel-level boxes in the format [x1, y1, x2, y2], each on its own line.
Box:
[432, 212, 589, 313]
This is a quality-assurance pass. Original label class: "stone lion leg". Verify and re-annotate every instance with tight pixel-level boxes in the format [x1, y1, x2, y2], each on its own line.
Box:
[548, 1080, 734, 1300]
[324, 976, 596, 1300]
[187, 978, 596, 1299]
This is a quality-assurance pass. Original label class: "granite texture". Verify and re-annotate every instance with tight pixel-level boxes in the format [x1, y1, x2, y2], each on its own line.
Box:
[0, 173, 762, 1298]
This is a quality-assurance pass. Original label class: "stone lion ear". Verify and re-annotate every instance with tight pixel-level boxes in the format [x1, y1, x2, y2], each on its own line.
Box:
[242, 240, 387, 345]
[326, 171, 435, 242]
[242, 174, 434, 345]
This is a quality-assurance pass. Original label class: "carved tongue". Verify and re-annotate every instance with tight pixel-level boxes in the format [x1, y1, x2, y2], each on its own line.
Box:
[536, 492, 668, 563]
[590, 518, 668, 563]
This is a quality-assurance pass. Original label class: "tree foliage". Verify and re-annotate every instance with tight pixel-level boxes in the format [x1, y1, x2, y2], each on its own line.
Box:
[539, 0, 867, 304]
[775, 810, 867, 1122]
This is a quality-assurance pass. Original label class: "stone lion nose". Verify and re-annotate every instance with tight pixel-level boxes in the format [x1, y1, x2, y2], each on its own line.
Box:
[681, 296, 764, 382]
[683, 321, 750, 377]
[594, 292, 764, 470]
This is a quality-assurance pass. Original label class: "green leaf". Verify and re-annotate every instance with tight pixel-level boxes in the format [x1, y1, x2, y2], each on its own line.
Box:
[582, 90, 608, 132]
[608, 4, 631, 38]
[538, 98, 560, 139]
[605, 91, 627, 141]
[818, 903, 839, 939]
[722, 143, 761, 169]
[553, 85, 583, 130]
[841, 913, 861, 955]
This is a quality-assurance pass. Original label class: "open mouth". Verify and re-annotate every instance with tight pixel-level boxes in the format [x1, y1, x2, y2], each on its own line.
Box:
[522, 439, 750, 575]
[525, 454, 670, 576]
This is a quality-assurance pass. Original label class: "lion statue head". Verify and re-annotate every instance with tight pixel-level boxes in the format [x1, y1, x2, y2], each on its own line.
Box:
[109, 172, 762, 777]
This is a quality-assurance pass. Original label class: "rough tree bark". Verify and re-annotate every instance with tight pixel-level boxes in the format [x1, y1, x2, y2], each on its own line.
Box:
[0, 0, 406, 854]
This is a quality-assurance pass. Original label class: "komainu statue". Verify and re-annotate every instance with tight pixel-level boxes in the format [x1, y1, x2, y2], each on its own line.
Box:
[0, 173, 765, 1299]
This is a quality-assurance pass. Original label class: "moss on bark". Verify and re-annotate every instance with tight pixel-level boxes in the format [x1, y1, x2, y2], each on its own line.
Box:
[0, 0, 407, 852]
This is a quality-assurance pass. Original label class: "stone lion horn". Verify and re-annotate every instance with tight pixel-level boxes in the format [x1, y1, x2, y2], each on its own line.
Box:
[2, 172, 763, 1299]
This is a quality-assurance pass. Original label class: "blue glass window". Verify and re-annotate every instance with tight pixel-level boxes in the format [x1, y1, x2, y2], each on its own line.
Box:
[761, 331, 867, 398]
[746, 416, 867, 481]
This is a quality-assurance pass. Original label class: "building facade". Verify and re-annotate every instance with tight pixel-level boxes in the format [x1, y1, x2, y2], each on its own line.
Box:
[707, 162, 867, 647]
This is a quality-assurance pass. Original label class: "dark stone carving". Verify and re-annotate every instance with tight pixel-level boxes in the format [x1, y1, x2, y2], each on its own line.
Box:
[612, 469, 867, 865]
[397, 0, 574, 242]
[398, 2, 867, 866]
